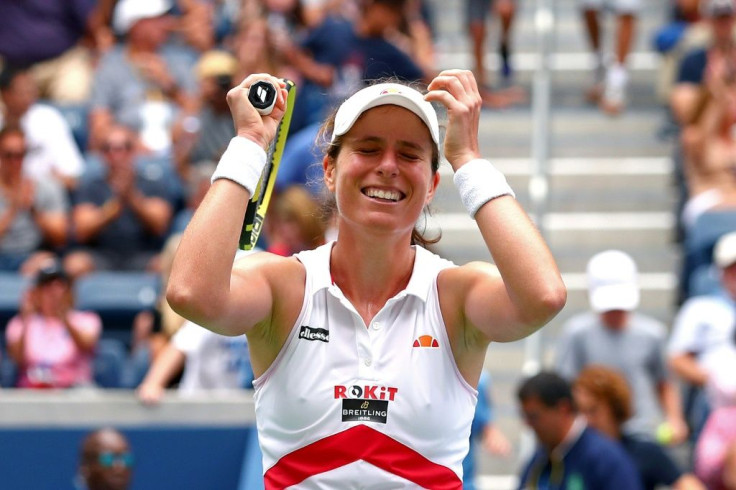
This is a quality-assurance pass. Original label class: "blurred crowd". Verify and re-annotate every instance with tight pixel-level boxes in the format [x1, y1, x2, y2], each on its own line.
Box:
[2, 0, 736, 489]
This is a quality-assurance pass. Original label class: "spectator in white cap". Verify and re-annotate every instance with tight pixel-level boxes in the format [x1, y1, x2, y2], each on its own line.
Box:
[556, 250, 688, 444]
[669, 231, 736, 444]
[88, 0, 198, 154]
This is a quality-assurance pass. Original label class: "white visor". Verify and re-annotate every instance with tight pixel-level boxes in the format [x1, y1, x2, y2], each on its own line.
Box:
[331, 83, 440, 151]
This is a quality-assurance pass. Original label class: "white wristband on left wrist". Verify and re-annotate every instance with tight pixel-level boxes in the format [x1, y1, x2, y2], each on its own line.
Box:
[453, 159, 515, 218]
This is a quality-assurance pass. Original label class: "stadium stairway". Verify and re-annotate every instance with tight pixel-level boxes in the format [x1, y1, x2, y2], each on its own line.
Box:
[426, 0, 676, 487]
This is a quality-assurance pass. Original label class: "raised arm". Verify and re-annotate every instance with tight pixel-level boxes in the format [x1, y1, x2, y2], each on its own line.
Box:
[426, 70, 566, 345]
[166, 74, 290, 337]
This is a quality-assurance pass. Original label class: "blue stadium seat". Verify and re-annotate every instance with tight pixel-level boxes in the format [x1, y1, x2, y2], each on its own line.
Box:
[0, 273, 30, 328]
[682, 210, 736, 298]
[93, 338, 128, 388]
[0, 355, 18, 388]
[75, 272, 160, 332]
[688, 264, 724, 297]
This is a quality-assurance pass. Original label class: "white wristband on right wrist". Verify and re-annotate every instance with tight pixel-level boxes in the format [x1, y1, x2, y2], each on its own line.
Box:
[211, 137, 268, 196]
[453, 158, 515, 218]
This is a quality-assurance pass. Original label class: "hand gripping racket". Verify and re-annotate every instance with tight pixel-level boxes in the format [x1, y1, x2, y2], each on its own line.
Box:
[239, 79, 297, 250]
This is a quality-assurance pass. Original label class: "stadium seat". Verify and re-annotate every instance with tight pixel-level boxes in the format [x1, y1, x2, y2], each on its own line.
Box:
[75, 272, 160, 332]
[0, 273, 30, 328]
[682, 210, 736, 298]
[688, 264, 724, 297]
[93, 337, 128, 388]
[0, 355, 18, 388]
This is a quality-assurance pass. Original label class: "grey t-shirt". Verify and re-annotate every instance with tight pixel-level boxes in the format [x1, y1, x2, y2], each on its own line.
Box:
[555, 311, 669, 437]
[0, 178, 68, 254]
[90, 44, 197, 132]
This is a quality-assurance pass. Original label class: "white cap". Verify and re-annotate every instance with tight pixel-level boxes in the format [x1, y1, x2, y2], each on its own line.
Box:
[714, 231, 736, 268]
[113, 0, 172, 34]
[331, 83, 440, 151]
[587, 250, 640, 313]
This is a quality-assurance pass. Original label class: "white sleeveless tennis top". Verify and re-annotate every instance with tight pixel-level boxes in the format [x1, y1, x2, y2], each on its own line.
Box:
[253, 242, 477, 489]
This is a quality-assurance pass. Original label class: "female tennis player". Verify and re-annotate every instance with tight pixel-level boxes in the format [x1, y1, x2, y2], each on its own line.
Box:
[167, 69, 566, 489]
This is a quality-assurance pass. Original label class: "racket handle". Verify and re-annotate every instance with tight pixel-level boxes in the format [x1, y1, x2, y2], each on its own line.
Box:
[248, 80, 278, 115]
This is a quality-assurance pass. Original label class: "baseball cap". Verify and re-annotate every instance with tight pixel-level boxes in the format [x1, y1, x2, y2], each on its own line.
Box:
[586, 250, 640, 313]
[331, 83, 440, 152]
[703, 0, 736, 17]
[714, 231, 736, 268]
[196, 51, 238, 80]
[34, 260, 69, 286]
[113, 0, 173, 34]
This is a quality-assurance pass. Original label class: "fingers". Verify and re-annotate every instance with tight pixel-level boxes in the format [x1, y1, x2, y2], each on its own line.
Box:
[425, 69, 482, 109]
[424, 70, 483, 167]
[227, 73, 288, 148]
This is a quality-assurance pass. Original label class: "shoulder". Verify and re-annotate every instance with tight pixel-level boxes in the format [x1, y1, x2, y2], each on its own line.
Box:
[96, 46, 126, 70]
[417, 246, 456, 273]
[25, 103, 64, 124]
[628, 313, 667, 339]
[234, 250, 305, 279]
[439, 259, 493, 285]
[69, 311, 103, 331]
[677, 294, 730, 321]
[576, 428, 629, 461]
[233, 250, 306, 306]
[680, 47, 708, 70]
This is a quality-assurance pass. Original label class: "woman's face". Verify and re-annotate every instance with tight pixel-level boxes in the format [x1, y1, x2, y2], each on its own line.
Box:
[324, 105, 439, 238]
[573, 387, 619, 438]
[36, 279, 70, 314]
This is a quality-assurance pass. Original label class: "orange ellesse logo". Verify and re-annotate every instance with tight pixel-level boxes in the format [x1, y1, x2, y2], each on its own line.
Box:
[413, 335, 439, 348]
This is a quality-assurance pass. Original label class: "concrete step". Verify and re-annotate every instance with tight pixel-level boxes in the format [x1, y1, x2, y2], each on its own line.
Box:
[474, 109, 673, 158]
[434, 190, 675, 214]
[431, 0, 668, 55]
[428, 211, 675, 249]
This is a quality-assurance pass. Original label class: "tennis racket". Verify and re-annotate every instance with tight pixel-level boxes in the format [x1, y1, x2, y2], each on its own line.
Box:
[239, 79, 297, 250]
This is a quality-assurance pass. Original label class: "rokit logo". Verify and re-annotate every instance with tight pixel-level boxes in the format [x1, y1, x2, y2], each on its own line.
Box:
[334, 384, 399, 424]
[298, 325, 329, 343]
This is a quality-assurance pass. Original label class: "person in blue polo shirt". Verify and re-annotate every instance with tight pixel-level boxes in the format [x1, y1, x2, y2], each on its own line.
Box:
[517, 371, 642, 490]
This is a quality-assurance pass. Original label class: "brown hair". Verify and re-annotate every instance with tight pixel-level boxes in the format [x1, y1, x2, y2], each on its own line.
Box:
[316, 79, 441, 248]
[271, 185, 327, 251]
[574, 365, 633, 425]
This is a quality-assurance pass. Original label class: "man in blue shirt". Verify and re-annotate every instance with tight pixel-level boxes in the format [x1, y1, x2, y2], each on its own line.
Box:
[517, 371, 643, 490]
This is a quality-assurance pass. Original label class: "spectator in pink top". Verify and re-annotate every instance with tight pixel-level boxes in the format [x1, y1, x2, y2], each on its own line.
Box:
[5, 259, 101, 388]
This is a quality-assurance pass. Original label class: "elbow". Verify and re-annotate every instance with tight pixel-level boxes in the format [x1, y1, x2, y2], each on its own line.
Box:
[522, 280, 567, 328]
[165, 281, 197, 319]
[165, 280, 219, 324]
[546, 281, 568, 317]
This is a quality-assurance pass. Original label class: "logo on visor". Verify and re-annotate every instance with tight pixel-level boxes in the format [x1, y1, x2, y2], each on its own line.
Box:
[379, 88, 403, 95]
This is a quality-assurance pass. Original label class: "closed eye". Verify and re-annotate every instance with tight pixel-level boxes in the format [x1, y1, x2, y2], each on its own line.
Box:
[356, 147, 379, 155]
[400, 152, 422, 161]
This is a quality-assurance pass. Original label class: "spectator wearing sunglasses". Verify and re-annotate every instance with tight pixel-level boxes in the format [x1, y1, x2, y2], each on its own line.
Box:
[77, 427, 134, 490]
[66, 124, 173, 278]
[0, 125, 69, 272]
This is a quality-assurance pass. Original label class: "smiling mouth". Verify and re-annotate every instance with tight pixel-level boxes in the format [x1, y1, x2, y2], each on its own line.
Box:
[362, 187, 404, 202]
